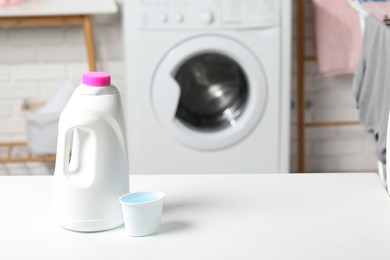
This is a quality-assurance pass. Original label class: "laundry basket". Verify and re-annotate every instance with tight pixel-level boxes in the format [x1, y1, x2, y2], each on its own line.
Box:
[24, 107, 60, 156]
[24, 80, 76, 157]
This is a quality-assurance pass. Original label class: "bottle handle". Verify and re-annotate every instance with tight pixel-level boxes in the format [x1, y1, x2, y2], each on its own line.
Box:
[58, 126, 86, 174]
[55, 110, 122, 188]
[57, 125, 97, 189]
[56, 111, 99, 177]
[61, 127, 77, 175]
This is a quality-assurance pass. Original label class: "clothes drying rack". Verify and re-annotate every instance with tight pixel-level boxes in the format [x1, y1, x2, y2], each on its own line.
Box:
[350, 0, 389, 188]
[349, 0, 390, 19]
[296, 0, 389, 187]
[296, 0, 359, 174]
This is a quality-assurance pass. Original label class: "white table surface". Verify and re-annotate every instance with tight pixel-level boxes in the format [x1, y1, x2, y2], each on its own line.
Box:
[0, 0, 118, 17]
[1, 173, 390, 260]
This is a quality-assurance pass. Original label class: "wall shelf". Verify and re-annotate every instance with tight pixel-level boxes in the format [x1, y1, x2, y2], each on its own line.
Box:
[0, 142, 55, 163]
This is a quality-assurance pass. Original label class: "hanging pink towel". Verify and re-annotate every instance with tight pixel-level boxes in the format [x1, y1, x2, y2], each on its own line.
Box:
[312, 0, 362, 76]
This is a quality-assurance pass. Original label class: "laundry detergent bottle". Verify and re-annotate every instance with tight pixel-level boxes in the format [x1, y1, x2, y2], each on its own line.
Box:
[53, 72, 129, 232]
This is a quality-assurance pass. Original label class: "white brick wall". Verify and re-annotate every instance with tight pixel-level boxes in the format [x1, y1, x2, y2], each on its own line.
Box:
[0, 1, 378, 174]
[290, 0, 378, 173]
[0, 9, 124, 175]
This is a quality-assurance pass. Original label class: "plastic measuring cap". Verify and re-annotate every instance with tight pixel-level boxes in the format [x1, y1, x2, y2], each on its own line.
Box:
[83, 72, 111, 87]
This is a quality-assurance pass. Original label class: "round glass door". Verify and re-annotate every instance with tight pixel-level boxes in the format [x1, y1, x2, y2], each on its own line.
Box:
[151, 36, 267, 150]
[174, 53, 248, 131]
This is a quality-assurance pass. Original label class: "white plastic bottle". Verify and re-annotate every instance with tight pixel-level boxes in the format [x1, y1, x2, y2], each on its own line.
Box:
[53, 72, 129, 232]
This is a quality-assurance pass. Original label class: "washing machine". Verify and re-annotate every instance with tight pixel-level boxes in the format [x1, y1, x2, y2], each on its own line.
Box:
[124, 0, 291, 174]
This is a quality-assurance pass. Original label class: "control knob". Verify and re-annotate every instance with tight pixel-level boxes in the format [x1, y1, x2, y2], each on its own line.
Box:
[200, 11, 214, 24]
[159, 13, 168, 23]
[174, 13, 184, 23]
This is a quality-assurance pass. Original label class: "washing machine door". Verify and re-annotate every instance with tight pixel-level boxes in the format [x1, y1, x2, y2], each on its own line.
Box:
[152, 35, 267, 150]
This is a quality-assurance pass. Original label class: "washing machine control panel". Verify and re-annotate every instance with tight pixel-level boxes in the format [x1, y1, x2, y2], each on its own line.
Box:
[135, 0, 280, 30]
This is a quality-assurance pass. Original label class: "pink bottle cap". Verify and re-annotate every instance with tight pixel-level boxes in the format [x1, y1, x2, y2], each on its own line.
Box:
[83, 72, 111, 87]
